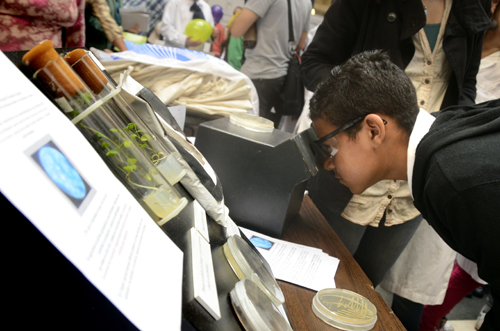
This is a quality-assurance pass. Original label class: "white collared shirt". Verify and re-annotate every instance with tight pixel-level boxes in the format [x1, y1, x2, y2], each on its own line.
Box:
[476, 50, 500, 104]
[407, 108, 436, 198]
[160, 0, 214, 49]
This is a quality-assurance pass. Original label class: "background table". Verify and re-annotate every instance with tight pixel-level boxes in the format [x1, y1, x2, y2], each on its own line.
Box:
[279, 194, 406, 331]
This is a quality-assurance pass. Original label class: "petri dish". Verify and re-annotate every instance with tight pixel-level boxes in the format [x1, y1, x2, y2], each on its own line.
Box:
[230, 278, 292, 331]
[312, 288, 377, 331]
[229, 113, 274, 133]
[223, 235, 285, 307]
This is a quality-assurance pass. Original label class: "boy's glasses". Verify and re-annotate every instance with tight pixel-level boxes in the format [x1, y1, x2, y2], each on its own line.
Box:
[311, 116, 387, 159]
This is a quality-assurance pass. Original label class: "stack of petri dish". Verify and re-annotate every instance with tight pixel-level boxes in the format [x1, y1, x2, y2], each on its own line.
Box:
[230, 279, 292, 331]
[223, 235, 285, 307]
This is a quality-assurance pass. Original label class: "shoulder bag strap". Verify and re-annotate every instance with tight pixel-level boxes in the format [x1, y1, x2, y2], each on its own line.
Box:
[287, 0, 294, 43]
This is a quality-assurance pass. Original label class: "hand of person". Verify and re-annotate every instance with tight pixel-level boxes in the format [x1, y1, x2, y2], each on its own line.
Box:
[212, 26, 219, 39]
[113, 38, 128, 52]
[185, 36, 202, 48]
[127, 23, 140, 34]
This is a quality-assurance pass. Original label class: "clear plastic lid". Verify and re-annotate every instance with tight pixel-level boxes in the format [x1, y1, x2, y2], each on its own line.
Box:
[312, 288, 377, 331]
[223, 235, 285, 306]
[229, 113, 274, 133]
[230, 279, 292, 331]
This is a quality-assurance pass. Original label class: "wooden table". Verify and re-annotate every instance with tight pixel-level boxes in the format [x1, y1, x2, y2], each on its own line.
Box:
[279, 195, 405, 331]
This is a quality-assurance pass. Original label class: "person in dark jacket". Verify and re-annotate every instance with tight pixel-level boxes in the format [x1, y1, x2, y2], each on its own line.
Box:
[301, 0, 490, 107]
[299, 0, 491, 328]
[309, 50, 500, 331]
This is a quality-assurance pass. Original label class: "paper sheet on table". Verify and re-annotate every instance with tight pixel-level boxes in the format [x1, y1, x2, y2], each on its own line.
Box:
[0, 52, 183, 330]
[240, 227, 339, 291]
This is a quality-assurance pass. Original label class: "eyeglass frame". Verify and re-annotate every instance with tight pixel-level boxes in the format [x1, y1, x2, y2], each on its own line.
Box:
[312, 115, 387, 159]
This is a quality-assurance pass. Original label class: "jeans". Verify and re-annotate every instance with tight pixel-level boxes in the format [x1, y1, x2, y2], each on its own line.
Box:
[251, 76, 286, 128]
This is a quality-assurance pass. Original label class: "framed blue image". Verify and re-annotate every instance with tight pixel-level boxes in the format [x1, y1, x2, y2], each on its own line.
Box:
[26, 136, 95, 213]
[249, 236, 274, 250]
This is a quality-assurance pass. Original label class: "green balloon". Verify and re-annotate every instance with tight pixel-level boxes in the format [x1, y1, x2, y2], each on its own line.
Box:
[184, 19, 213, 43]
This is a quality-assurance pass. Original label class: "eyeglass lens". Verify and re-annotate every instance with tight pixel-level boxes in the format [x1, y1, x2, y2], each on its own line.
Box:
[320, 137, 340, 158]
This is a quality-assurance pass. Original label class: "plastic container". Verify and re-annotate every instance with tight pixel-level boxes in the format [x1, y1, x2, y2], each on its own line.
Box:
[312, 288, 377, 331]
[223, 235, 284, 307]
[229, 113, 274, 133]
[230, 279, 292, 331]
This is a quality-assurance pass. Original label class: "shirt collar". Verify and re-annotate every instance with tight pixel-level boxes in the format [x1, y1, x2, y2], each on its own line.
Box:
[407, 109, 436, 198]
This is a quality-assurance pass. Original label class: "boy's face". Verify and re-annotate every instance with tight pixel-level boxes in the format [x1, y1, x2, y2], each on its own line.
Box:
[312, 117, 380, 194]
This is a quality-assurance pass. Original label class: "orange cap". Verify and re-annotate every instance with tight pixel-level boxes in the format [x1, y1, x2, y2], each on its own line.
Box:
[23, 40, 84, 98]
[22, 40, 59, 70]
[65, 49, 108, 95]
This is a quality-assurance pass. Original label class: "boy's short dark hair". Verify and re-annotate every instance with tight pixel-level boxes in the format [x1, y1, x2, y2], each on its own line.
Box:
[309, 50, 419, 137]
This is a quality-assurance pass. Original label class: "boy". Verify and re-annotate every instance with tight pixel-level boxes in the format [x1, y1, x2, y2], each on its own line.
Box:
[310, 50, 500, 331]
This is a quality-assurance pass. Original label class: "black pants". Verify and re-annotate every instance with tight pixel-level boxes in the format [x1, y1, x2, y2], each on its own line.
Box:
[251, 76, 286, 128]
[391, 294, 424, 331]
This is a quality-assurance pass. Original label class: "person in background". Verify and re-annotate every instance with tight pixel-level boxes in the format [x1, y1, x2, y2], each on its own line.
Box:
[418, 254, 489, 331]
[210, 5, 225, 58]
[309, 49, 500, 331]
[418, 1, 499, 330]
[223, 6, 244, 71]
[231, 0, 311, 127]
[378, 1, 496, 329]
[160, 0, 217, 50]
[86, 0, 128, 52]
[476, 0, 500, 104]
[299, 1, 491, 329]
[123, 0, 169, 35]
[0, 0, 85, 51]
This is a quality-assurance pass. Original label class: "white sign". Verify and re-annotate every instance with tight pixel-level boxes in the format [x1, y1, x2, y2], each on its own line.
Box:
[0, 51, 184, 330]
[190, 228, 221, 320]
[193, 200, 210, 242]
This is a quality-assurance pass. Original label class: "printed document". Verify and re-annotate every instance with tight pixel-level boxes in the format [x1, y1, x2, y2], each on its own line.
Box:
[240, 227, 339, 291]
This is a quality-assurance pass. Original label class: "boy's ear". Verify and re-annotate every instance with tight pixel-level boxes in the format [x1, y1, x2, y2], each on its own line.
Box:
[363, 114, 386, 146]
